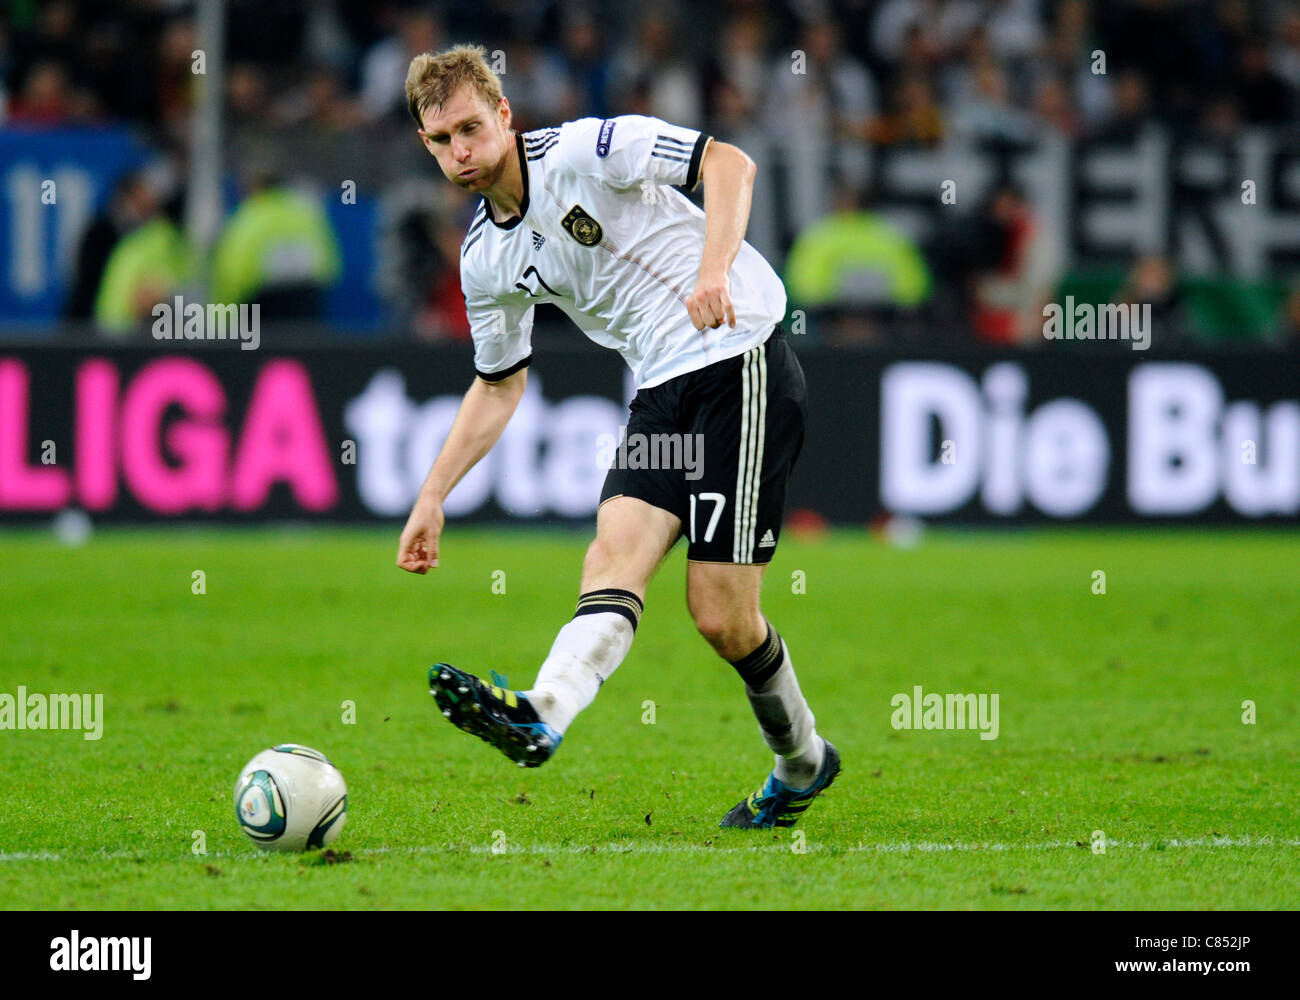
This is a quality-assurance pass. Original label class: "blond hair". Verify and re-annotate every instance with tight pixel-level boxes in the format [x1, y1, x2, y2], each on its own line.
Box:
[405, 44, 504, 128]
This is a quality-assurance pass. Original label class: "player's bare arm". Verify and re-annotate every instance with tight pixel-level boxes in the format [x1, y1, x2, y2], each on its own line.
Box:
[686, 140, 757, 331]
[396, 368, 527, 573]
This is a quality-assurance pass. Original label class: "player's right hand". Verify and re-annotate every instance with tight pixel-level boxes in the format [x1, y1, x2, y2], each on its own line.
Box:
[686, 270, 736, 330]
[396, 499, 445, 574]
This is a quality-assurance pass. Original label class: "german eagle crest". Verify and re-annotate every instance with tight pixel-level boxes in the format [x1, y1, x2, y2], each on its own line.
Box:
[561, 204, 603, 247]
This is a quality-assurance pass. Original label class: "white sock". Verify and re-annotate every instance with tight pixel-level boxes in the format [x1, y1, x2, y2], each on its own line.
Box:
[526, 591, 642, 733]
[735, 633, 824, 788]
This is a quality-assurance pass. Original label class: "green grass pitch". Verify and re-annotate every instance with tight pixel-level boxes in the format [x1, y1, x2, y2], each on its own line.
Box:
[0, 524, 1296, 909]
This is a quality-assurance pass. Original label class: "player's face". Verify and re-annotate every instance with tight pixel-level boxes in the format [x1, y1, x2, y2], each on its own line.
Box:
[418, 85, 512, 193]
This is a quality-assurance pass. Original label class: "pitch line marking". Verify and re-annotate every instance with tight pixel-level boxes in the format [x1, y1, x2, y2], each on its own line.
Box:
[2, 835, 1296, 863]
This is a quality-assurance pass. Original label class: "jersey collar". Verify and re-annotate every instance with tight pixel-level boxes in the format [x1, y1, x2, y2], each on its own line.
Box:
[481, 131, 530, 231]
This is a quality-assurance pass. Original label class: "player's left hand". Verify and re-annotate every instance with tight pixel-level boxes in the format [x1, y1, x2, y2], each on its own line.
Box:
[686, 271, 736, 330]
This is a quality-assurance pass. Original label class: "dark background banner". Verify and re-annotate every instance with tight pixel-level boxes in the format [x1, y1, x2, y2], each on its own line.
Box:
[1, 341, 1297, 524]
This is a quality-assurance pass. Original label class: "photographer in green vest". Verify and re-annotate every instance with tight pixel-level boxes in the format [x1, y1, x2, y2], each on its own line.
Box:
[211, 167, 343, 319]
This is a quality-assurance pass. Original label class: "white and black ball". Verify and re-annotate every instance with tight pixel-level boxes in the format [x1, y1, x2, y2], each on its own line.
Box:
[233, 744, 348, 852]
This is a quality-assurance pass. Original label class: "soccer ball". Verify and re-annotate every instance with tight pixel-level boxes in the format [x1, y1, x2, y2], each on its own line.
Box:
[233, 744, 348, 851]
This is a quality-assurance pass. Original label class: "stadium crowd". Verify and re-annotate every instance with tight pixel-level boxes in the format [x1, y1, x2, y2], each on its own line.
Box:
[4, 0, 1300, 348]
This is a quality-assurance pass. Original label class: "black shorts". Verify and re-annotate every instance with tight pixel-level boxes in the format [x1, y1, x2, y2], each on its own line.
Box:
[599, 325, 807, 564]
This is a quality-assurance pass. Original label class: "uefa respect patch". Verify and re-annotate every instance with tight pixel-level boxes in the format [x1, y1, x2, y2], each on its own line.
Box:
[596, 119, 615, 158]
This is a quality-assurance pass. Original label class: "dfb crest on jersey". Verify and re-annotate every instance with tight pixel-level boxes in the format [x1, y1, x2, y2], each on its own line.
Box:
[561, 204, 603, 247]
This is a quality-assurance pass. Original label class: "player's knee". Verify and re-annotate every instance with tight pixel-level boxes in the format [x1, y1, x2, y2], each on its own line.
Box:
[692, 607, 760, 661]
[582, 536, 617, 579]
[693, 614, 733, 656]
[583, 533, 648, 587]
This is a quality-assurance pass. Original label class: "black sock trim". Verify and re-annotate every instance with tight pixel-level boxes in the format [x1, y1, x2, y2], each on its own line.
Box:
[573, 588, 644, 631]
[729, 622, 784, 688]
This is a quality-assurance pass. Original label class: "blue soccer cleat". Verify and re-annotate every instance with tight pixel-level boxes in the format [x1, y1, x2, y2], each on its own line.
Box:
[428, 663, 562, 767]
[719, 739, 841, 829]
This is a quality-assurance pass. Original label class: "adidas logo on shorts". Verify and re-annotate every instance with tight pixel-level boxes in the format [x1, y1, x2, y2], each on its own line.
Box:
[758, 529, 776, 548]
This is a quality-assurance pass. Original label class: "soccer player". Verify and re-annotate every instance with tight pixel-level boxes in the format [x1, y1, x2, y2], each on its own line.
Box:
[396, 45, 838, 828]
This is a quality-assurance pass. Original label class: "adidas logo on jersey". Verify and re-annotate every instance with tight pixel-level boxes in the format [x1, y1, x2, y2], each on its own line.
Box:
[531, 231, 545, 251]
[758, 529, 776, 548]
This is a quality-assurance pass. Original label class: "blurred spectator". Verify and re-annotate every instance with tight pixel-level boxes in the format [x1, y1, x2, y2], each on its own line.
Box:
[416, 214, 473, 341]
[377, 177, 471, 340]
[557, 13, 611, 121]
[497, 41, 570, 131]
[948, 52, 1037, 144]
[1201, 0, 1254, 89]
[766, 19, 877, 228]
[866, 72, 944, 146]
[210, 170, 342, 319]
[942, 24, 994, 106]
[1096, 68, 1152, 141]
[93, 198, 195, 337]
[0, 26, 9, 123]
[7, 60, 81, 124]
[78, 15, 152, 125]
[227, 0, 310, 69]
[1199, 94, 1243, 141]
[785, 182, 930, 312]
[769, 19, 877, 142]
[67, 169, 166, 321]
[359, 7, 443, 124]
[1113, 254, 1189, 349]
[1032, 74, 1083, 140]
[1280, 282, 1300, 351]
[1272, 7, 1300, 101]
[1097, 0, 1201, 111]
[983, 0, 1045, 67]
[703, 9, 770, 132]
[275, 64, 366, 131]
[1233, 36, 1291, 124]
[155, 17, 198, 139]
[970, 184, 1061, 346]
[1037, 0, 1109, 130]
[871, 0, 980, 68]
[895, 22, 941, 85]
[12, 0, 79, 75]
[610, 11, 701, 124]
[226, 63, 272, 130]
[301, 0, 358, 75]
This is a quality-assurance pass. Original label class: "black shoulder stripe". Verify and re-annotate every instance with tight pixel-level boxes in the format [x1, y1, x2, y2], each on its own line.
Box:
[462, 228, 486, 256]
[525, 136, 560, 160]
[655, 134, 692, 149]
[686, 133, 712, 191]
[651, 150, 690, 164]
[477, 354, 532, 382]
[524, 129, 560, 147]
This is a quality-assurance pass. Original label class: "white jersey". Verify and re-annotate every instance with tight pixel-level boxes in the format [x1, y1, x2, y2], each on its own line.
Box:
[459, 115, 787, 389]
